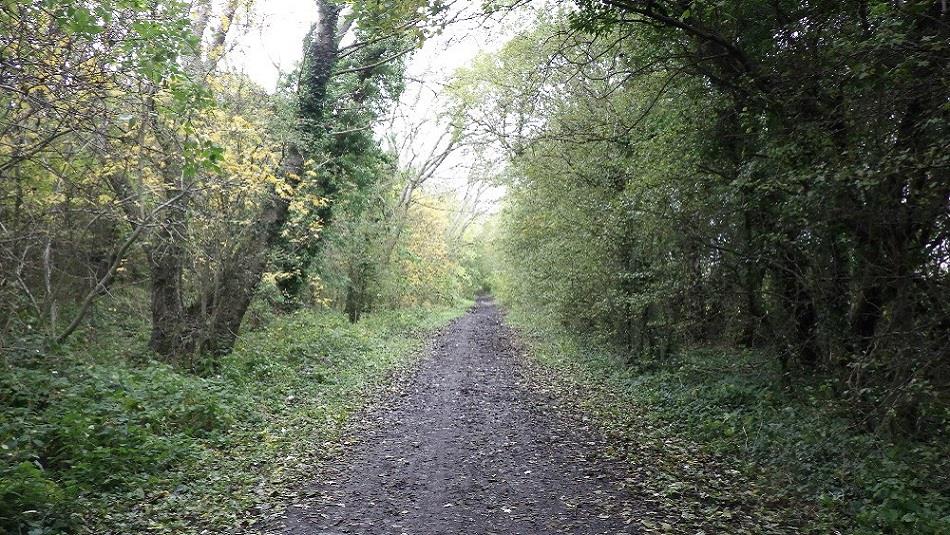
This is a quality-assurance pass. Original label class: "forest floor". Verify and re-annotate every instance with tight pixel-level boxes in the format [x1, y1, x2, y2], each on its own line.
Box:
[263, 298, 796, 535]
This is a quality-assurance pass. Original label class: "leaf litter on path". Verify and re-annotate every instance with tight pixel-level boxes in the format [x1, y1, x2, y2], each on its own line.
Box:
[257, 298, 796, 534]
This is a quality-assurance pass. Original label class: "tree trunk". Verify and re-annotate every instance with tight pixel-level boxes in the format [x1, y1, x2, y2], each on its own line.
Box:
[148, 0, 343, 360]
[147, 235, 187, 357]
[345, 282, 360, 323]
[201, 170, 300, 354]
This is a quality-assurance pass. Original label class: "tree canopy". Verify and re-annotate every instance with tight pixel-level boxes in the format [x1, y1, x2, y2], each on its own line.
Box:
[1, 1, 947, 533]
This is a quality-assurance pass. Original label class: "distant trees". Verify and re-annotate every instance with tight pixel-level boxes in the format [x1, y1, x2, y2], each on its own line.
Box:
[273, 22, 493, 324]
[311, 97, 488, 322]
[463, 0, 948, 432]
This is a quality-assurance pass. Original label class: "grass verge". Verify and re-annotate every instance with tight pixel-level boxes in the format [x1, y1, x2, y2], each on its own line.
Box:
[506, 307, 949, 535]
[1, 302, 469, 534]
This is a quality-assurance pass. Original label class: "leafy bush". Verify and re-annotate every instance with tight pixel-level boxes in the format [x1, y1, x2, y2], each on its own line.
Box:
[0, 462, 66, 533]
[0, 302, 467, 533]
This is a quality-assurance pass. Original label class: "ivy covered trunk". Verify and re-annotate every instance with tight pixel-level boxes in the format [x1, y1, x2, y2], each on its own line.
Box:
[147, 0, 342, 362]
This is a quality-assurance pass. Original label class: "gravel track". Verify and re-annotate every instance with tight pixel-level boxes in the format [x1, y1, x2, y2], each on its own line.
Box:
[280, 298, 653, 534]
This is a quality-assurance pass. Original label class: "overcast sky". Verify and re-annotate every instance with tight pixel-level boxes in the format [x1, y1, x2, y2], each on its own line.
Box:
[223, 1, 509, 93]
[222, 0, 315, 91]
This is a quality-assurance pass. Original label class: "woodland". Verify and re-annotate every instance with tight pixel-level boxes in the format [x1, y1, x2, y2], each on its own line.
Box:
[0, 0, 947, 534]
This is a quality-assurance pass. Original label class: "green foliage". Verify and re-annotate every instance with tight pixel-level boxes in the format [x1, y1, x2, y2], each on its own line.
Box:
[1, 298, 468, 533]
[0, 462, 66, 533]
[460, 2, 948, 435]
[272, 24, 414, 309]
[0, 0, 223, 347]
[510, 310, 950, 534]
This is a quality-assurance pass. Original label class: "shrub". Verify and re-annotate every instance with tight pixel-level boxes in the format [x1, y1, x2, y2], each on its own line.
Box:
[0, 462, 66, 533]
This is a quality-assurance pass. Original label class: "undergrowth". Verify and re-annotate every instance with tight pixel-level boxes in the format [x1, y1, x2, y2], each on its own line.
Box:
[506, 308, 949, 535]
[1, 297, 468, 534]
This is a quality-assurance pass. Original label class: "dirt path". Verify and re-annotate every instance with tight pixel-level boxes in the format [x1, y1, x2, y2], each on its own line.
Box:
[278, 298, 670, 534]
